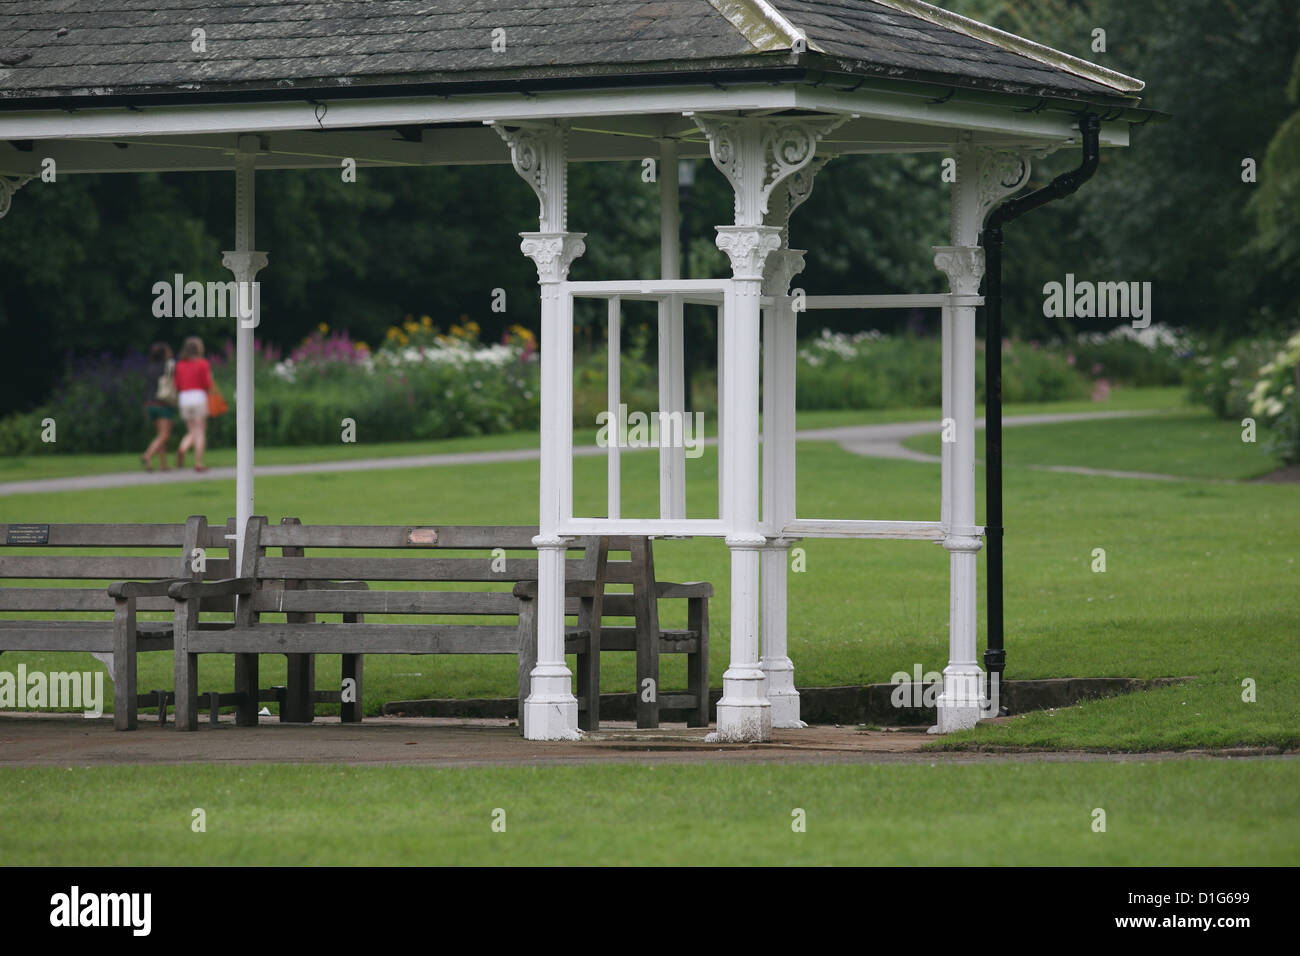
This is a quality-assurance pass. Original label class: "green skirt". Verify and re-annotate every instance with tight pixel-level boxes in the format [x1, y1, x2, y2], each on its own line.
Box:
[147, 403, 179, 421]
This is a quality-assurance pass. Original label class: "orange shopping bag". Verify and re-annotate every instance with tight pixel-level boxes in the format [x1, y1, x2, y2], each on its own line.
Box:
[207, 385, 229, 417]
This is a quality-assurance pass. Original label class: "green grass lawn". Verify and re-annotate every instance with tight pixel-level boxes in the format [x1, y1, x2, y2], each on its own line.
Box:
[0, 385, 1186, 483]
[1, 390, 1296, 752]
[1, 760, 1294, 865]
[904, 407, 1277, 481]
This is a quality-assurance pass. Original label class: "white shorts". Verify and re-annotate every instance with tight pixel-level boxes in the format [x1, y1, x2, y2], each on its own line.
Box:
[178, 389, 208, 423]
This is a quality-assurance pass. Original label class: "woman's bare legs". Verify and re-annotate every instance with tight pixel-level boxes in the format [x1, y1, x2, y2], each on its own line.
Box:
[192, 418, 208, 471]
[143, 417, 172, 470]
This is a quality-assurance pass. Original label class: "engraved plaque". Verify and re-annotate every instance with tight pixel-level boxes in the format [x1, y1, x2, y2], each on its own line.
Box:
[6, 524, 49, 545]
[406, 527, 439, 546]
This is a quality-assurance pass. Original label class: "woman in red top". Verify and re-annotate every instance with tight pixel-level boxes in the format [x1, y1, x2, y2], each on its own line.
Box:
[174, 336, 213, 472]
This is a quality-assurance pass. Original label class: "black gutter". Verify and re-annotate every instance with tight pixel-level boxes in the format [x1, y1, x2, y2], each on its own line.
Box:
[979, 112, 1101, 712]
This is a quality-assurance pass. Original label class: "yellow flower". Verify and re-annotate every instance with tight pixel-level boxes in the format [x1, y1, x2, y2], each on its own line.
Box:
[403, 319, 418, 334]
[420, 315, 433, 329]
[450, 324, 465, 338]
[354, 341, 369, 352]
[386, 327, 399, 340]
[318, 322, 329, 334]
[397, 332, 409, 345]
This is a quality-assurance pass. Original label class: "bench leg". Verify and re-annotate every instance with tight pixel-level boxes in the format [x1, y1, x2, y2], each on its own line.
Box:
[516, 601, 538, 738]
[234, 653, 259, 726]
[283, 653, 315, 723]
[173, 653, 198, 731]
[688, 596, 710, 728]
[111, 600, 137, 731]
[341, 654, 363, 723]
[576, 638, 600, 733]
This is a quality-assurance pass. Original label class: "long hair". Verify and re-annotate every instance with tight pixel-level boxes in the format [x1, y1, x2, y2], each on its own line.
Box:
[178, 336, 205, 361]
[149, 342, 172, 363]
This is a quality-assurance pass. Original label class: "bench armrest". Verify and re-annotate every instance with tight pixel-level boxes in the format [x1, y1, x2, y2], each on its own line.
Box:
[169, 577, 256, 601]
[108, 578, 189, 600]
[513, 580, 597, 600]
[656, 581, 713, 599]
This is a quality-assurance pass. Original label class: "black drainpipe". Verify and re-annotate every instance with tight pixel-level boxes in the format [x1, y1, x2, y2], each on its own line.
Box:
[979, 112, 1101, 712]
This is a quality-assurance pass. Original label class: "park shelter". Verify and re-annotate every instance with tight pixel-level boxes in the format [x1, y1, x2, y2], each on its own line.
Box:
[0, 0, 1156, 740]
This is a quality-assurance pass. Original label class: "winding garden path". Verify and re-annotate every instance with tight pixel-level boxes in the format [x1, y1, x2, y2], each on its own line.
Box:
[0, 409, 1174, 498]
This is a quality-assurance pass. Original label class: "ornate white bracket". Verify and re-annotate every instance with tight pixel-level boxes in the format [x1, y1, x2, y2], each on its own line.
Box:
[692, 113, 847, 227]
[493, 121, 570, 233]
[0, 175, 32, 219]
[950, 144, 1031, 245]
[520, 231, 587, 284]
[762, 248, 807, 297]
[932, 245, 985, 297]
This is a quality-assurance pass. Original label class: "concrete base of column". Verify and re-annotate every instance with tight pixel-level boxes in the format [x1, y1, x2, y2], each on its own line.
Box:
[761, 657, 806, 728]
[522, 664, 581, 741]
[928, 666, 986, 734]
[709, 674, 773, 742]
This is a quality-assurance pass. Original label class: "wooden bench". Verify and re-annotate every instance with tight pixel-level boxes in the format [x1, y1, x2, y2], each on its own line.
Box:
[0, 517, 235, 730]
[170, 521, 711, 733]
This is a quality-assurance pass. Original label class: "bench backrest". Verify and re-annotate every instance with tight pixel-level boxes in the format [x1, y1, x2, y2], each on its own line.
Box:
[0, 517, 235, 616]
[238, 518, 610, 621]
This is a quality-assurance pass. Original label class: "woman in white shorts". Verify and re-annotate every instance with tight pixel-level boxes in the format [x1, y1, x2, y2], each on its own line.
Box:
[174, 336, 213, 471]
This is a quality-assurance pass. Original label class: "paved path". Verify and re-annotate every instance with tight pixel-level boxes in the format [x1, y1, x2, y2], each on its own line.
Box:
[0, 713, 1289, 768]
[0, 410, 1168, 497]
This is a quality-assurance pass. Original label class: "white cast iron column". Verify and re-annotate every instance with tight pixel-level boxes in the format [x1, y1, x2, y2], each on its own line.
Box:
[657, 135, 687, 518]
[222, 135, 267, 572]
[495, 121, 586, 740]
[758, 160, 831, 728]
[931, 144, 1030, 732]
[695, 114, 843, 742]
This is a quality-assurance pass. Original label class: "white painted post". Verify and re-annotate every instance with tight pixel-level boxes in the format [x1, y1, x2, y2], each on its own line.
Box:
[930, 145, 1030, 732]
[607, 296, 621, 519]
[761, 247, 806, 728]
[657, 137, 687, 519]
[695, 113, 843, 742]
[220, 135, 267, 572]
[496, 121, 586, 740]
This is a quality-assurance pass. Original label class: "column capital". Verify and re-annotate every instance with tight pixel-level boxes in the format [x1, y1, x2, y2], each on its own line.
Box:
[221, 250, 269, 279]
[932, 245, 985, 296]
[520, 231, 586, 284]
[493, 121, 570, 232]
[942, 532, 984, 554]
[762, 247, 807, 297]
[0, 175, 32, 219]
[716, 225, 783, 281]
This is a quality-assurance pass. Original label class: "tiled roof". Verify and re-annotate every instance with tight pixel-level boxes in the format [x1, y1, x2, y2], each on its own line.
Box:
[0, 0, 1138, 103]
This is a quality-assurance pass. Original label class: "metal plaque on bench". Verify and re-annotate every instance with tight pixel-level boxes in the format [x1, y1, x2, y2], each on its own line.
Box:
[6, 524, 49, 545]
[406, 527, 439, 546]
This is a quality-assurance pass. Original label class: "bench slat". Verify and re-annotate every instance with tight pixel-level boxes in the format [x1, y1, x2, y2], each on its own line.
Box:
[0, 556, 187, 579]
[255, 557, 587, 582]
[250, 589, 523, 615]
[257, 525, 543, 550]
[1, 523, 185, 547]
[0, 589, 186, 613]
[0, 622, 173, 652]
[189, 623, 521, 655]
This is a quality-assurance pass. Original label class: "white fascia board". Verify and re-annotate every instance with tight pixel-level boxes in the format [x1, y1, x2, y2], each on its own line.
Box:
[0, 80, 1129, 161]
[0, 86, 800, 141]
[795, 86, 1130, 146]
